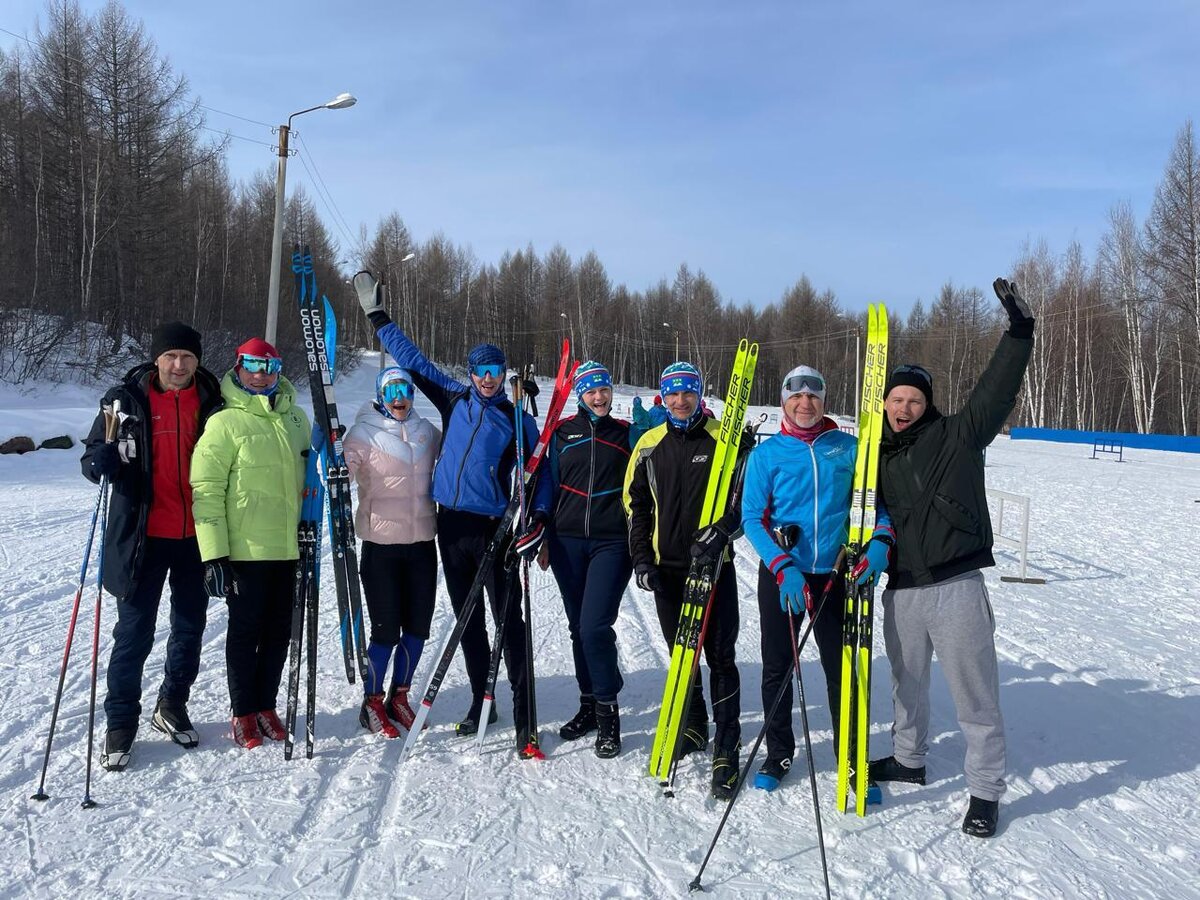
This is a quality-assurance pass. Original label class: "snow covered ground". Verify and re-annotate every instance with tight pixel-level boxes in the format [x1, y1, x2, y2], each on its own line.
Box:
[0, 361, 1198, 899]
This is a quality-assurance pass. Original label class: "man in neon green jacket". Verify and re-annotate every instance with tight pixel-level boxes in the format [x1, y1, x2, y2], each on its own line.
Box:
[191, 338, 310, 750]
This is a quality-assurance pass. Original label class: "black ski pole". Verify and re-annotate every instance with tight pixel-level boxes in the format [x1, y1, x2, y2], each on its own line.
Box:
[80, 475, 111, 809]
[30, 472, 107, 802]
[688, 560, 842, 893]
[789, 611, 831, 900]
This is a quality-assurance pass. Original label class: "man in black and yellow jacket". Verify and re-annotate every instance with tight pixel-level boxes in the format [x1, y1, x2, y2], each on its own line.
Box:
[624, 361, 747, 800]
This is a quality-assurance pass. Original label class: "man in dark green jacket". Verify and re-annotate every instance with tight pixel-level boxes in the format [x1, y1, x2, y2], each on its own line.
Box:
[867, 278, 1035, 840]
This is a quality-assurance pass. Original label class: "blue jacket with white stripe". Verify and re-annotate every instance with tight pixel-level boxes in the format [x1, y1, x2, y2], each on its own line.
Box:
[741, 419, 893, 578]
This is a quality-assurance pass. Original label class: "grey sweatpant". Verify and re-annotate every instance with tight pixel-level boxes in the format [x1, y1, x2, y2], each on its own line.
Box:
[881, 570, 1006, 801]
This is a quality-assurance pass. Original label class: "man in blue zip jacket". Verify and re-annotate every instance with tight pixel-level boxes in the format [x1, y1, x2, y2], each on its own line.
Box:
[741, 365, 893, 792]
[356, 274, 539, 750]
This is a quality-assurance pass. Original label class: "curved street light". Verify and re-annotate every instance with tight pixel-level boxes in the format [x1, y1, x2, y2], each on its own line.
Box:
[265, 93, 358, 344]
[662, 321, 679, 359]
[380, 252, 417, 369]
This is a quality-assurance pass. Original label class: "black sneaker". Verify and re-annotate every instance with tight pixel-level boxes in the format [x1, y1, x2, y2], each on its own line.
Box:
[558, 696, 597, 741]
[711, 745, 740, 801]
[594, 702, 621, 759]
[962, 796, 999, 838]
[456, 704, 498, 737]
[101, 727, 135, 772]
[151, 700, 199, 748]
[869, 755, 926, 785]
[753, 757, 792, 792]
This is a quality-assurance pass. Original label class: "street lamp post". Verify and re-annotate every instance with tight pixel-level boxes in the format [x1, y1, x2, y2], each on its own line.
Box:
[265, 92, 357, 345]
[381, 252, 416, 369]
[560, 312, 575, 351]
[662, 321, 679, 359]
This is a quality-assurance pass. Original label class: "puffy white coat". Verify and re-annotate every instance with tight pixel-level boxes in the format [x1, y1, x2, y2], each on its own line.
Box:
[345, 402, 439, 545]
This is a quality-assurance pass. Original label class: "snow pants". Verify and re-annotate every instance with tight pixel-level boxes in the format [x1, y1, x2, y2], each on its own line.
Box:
[756, 563, 844, 764]
[437, 507, 529, 730]
[881, 570, 1007, 801]
[547, 534, 631, 704]
[225, 560, 295, 718]
[359, 539, 438, 694]
[104, 537, 208, 730]
[653, 564, 741, 752]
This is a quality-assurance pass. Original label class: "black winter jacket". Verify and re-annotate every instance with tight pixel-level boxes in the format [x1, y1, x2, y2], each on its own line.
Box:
[535, 409, 631, 540]
[623, 416, 746, 571]
[878, 332, 1033, 589]
[80, 364, 222, 599]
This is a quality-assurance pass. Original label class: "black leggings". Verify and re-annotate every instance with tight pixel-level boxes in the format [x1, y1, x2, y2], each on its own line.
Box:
[359, 540, 438, 643]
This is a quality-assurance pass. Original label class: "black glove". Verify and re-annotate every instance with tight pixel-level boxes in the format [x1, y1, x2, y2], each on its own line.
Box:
[690, 522, 730, 564]
[90, 443, 121, 479]
[204, 558, 236, 601]
[634, 563, 662, 593]
[993, 278, 1035, 339]
[514, 513, 548, 561]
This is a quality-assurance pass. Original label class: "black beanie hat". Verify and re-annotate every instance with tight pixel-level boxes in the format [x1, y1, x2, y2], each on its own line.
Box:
[151, 322, 202, 363]
[884, 364, 933, 406]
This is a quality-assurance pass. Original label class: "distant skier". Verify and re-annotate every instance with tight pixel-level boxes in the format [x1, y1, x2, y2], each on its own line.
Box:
[81, 322, 221, 771]
[740, 365, 894, 791]
[344, 367, 440, 738]
[355, 272, 540, 753]
[515, 361, 633, 758]
[191, 339, 310, 750]
[624, 361, 749, 800]
[869, 278, 1035, 838]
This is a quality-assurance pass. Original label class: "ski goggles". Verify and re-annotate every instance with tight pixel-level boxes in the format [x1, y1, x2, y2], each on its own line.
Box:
[380, 380, 413, 403]
[471, 363, 504, 380]
[239, 354, 282, 375]
[782, 372, 826, 396]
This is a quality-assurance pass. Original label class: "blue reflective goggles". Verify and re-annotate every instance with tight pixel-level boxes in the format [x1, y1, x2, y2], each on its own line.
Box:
[471, 364, 504, 379]
[239, 354, 282, 375]
[381, 380, 413, 403]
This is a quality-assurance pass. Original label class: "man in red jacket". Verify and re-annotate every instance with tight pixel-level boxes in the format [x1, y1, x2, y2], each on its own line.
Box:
[81, 322, 222, 771]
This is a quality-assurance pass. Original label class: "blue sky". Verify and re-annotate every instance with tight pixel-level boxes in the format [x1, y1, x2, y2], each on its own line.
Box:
[5, 1, 1199, 312]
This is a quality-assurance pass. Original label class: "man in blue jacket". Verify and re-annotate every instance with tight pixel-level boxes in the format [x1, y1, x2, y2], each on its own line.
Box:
[356, 273, 539, 752]
[741, 365, 893, 792]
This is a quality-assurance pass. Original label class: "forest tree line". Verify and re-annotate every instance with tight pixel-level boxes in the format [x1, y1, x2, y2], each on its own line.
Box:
[2, 0, 1196, 433]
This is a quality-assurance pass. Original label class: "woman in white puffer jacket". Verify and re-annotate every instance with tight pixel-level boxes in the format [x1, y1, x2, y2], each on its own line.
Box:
[345, 367, 440, 738]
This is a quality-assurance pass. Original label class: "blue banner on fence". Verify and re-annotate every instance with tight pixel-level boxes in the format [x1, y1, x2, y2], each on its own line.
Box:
[1009, 428, 1200, 454]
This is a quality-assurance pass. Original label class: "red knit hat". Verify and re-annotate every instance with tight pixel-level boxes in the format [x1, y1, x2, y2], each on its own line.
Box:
[236, 337, 281, 363]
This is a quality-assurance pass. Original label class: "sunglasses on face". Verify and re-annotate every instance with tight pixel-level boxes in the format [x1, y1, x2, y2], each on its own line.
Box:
[240, 354, 282, 375]
[783, 374, 825, 395]
[472, 364, 504, 380]
[381, 381, 413, 403]
[892, 364, 932, 386]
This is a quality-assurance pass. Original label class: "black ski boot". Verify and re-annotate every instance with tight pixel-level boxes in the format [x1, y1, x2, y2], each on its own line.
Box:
[868, 755, 926, 785]
[711, 745, 740, 801]
[962, 795, 999, 838]
[101, 726, 135, 772]
[151, 699, 199, 748]
[455, 701, 498, 737]
[678, 698, 709, 758]
[558, 696, 597, 741]
[594, 702, 621, 759]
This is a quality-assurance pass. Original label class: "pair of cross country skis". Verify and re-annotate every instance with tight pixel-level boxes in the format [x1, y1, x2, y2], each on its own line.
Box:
[284, 245, 580, 762]
[649, 306, 889, 816]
